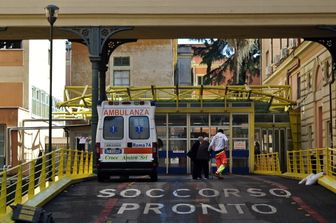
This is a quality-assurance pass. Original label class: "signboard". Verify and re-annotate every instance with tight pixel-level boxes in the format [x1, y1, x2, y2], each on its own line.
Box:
[103, 108, 150, 116]
[100, 154, 152, 162]
[234, 141, 246, 150]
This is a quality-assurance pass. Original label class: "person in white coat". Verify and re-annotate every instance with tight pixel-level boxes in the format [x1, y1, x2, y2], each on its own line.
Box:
[208, 129, 228, 179]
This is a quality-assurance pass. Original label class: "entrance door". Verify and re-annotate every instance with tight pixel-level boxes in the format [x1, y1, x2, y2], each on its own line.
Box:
[258, 127, 287, 172]
[231, 114, 249, 174]
[189, 113, 210, 174]
[157, 114, 187, 174]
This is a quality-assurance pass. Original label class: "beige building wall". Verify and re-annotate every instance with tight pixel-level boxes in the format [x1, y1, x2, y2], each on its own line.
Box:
[263, 39, 334, 149]
[108, 40, 174, 86]
[0, 41, 29, 108]
[71, 39, 175, 87]
[71, 43, 91, 86]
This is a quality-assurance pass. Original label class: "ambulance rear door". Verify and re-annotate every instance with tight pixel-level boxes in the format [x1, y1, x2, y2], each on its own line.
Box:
[125, 107, 155, 164]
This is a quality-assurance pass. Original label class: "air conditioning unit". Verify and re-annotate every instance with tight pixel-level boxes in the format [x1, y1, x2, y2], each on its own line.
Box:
[274, 54, 281, 65]
[289, 39, 298, 48]
[280, 48, 289, 60]
[266, 65, 273, 76]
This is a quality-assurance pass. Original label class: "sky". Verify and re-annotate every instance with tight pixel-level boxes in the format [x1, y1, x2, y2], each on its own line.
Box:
[177, 39, 202, 44]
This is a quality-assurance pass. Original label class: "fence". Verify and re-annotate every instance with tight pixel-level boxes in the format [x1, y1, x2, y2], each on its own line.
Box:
[254, 152, 281, 175]
[326, 148, 336, 177]
[286, 147, 336, 188]
[286, 148, 326, 177]
[0, 149, 93, 215]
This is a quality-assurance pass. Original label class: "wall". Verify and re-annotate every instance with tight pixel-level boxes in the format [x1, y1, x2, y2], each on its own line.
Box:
[262, 39, 335, 149]
[0, 82, 23, 106]
[109, 40, 174, 86]
[71, 40, 174, 87]
[70, 43, 91, 86]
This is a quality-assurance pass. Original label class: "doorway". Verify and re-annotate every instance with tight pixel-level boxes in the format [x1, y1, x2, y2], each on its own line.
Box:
[255, 127, 288, 172]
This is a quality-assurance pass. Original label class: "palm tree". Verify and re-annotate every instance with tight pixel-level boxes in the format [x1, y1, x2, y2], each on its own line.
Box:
[192, 38, 260, 85]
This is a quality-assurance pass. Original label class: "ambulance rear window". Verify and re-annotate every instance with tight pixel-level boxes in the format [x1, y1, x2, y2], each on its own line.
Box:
[129, 116, 150, 139]
[103, 116, 124, 140]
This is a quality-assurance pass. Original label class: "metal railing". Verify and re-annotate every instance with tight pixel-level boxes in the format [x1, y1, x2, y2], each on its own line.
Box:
[286, 148, 336, 183]
[286, 148, 326, 176]
[0, 149, 93, 214]
[326, 148, 336, 177]
[254, 152, 281, 175]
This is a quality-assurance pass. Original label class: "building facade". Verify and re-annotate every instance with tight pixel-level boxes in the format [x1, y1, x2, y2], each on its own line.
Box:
[0, 40, 66, 168]
[262, 38, 334, 150]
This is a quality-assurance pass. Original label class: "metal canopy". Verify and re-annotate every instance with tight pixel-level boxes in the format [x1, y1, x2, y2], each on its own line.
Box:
[55, 85, 296, 119]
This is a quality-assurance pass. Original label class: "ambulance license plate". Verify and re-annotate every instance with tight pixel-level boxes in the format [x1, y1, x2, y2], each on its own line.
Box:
[105, 148, 122, 154]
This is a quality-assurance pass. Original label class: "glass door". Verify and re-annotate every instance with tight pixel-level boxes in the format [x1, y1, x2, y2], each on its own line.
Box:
[189, 113, 210, 174]
[167, 114, 187, 174]
[231, 114, 249, 174]
[274, 128, 287, 172]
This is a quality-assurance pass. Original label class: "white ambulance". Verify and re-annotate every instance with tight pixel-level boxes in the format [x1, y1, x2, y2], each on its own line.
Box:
[95, 101, 159, 181]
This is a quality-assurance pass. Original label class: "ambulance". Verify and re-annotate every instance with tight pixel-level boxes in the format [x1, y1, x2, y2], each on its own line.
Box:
[95, 101, 159, 181]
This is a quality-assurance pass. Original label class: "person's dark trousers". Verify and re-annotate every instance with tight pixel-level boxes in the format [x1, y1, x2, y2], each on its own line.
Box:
[193, 159, 201, 179]
[192, 160, 200, 179]
[199, 159, 209, 179]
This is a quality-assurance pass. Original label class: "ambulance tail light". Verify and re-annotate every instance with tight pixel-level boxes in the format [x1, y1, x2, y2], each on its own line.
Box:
[95, 143, 102, 154]
[152, 142, 158, 166]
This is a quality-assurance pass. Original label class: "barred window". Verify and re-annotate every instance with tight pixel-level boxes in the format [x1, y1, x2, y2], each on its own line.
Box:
[113, 57, 130, 66]
[31, 86, 63, 118]
[113, 70, 130, 86]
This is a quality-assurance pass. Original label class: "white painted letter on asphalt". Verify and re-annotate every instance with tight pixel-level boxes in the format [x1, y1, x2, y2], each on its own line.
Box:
[117, 203, 140, 214]
[269, 188, 291, 198]
[173, 189, 190, 198]
[120, 189, 141, 198]
[144, 203, 164, 214]
[97, 189, 116, 198]
[201, 203, 228, 214]
[146, 189, 164, 198]
[172, 204, 195, 214]
[223, 189, 241, 197]
[227, 204, 246, 214]
[199, 188, 219, 198]
[247, 188, 267, 197]
[251, 204, 277, 214]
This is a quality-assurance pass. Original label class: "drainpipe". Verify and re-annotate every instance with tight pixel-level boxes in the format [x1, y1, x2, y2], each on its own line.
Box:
[330, 70, 335, 148]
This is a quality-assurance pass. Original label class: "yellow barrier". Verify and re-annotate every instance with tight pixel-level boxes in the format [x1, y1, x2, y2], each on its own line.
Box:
[326, 148, 336, 177]
[285, 148, 336, 193]
[254, 152, 281, 175]
[286, 148, 326, 178]
[0, 149, 93, 215]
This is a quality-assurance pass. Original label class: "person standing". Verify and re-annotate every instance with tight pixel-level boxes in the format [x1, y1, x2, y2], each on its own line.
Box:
[208, 129, 229, 179]
[195, 137, 210, 179]
[187, 136, 202, 180]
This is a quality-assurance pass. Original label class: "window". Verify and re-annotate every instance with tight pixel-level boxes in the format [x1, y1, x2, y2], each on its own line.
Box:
[265, 51, 270, 66]
[0, 124, 5, 166]
[297, 75, 301, 99]
[113, 57, 130, 66]
[103, 116, 124, 140]
[112, 56, 131, 86]
[31, 86, 63, 118]
[113, 70, 130, 86]
[197, 76, 203, 85]
[0, 40, 22, 49]
[307, 71, 312, 89]
[129, 116, 150, 139]
[308, 125, 312, 149]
